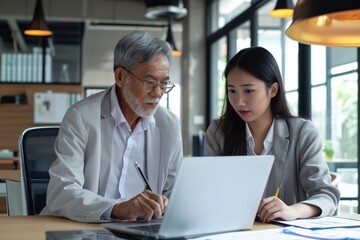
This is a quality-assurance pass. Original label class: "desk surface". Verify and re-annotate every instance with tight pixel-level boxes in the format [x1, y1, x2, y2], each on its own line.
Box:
[0, 215, 279, 240]
[0, 216, 103, 240]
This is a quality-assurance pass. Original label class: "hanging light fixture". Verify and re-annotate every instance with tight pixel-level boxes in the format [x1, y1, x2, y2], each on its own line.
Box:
[270, 0, 294, 18]
[145, 0, 187, 19]
[24, 0, 52, 37]
[144, 0, 187, 56]
[166, 16, 181, 56]
[286, 0, 360, 46]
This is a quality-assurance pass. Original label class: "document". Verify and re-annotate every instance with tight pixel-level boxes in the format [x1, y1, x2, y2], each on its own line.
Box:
[34, 91, 82, 123]
[189, 226, 360, 240]
[34, 91, 68, 123]
[273, 216, 360, 229]
[283, 226, 360, 240]
[189, 228, 310, 240]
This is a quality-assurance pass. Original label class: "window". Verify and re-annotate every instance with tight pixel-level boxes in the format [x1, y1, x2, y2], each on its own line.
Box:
[159, 83, 181, 119]
[233, 22, 251, 54]
[209, 0, 251, 34]
[209, 37, 227, 119]
[310, 46, 358, 214]
[257, 1, 298, 115]
[311, 46, 327, 141]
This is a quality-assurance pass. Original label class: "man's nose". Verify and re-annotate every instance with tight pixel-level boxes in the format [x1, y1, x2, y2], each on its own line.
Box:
[150, 84, 163, 97]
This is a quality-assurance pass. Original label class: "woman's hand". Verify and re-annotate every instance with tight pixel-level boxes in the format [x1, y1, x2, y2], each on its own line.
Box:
[257, 196, 320, 222]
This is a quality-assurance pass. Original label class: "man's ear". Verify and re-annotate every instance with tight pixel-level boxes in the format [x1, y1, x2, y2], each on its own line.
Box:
[114, 67, 124, 87]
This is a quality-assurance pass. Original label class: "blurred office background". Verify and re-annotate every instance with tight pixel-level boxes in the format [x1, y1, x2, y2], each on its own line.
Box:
[0, 0, 358, 214]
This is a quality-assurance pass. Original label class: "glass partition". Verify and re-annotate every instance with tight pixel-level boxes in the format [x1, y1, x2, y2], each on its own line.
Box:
[0, 20, 83, 84]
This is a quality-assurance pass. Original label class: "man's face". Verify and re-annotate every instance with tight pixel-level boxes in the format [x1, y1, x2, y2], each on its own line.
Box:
[117, 54, 170, 117]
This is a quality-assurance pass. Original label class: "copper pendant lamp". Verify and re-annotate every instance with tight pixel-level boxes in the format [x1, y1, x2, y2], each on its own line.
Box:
[270, 0, 294, 18]
[286, 0, 360, 46]
[24, 0, 52, 37]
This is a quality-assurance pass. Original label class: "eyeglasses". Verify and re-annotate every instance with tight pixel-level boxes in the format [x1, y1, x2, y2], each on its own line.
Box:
[120, 66, 175, 94]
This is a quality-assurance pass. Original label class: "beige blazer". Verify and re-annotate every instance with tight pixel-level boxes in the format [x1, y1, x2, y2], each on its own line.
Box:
[41, 86, 183, 222]
[205, 117, 340, 217]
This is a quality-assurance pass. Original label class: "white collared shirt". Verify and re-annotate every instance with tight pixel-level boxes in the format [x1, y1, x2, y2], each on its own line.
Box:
[104, 86, 155, 201]
[246, 120, 274, 156]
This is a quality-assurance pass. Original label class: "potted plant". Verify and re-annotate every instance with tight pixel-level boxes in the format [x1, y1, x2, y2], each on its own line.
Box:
[323, 140, 334, 161]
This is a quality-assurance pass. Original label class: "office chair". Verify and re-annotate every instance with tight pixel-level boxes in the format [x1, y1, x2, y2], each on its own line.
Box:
[19, 126, 59, 215]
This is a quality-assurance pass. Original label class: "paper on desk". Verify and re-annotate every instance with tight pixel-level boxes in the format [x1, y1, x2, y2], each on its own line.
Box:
[273, 216, 360, 229]
[283, 226, 360, 240]
[189, 227, 360, 240]
[188, 228, 311, 240]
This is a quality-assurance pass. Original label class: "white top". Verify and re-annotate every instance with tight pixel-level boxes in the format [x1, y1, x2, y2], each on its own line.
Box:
[246, 120, 274, 156]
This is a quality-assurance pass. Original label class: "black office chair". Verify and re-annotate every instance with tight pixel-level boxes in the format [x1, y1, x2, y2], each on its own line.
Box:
[19, 126, 60, 215]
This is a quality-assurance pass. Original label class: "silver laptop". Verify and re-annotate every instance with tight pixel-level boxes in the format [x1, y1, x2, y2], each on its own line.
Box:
[103, 155, 274, 239]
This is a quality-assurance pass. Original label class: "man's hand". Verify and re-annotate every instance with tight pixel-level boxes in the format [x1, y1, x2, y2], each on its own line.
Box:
[111, 190, 168, 221]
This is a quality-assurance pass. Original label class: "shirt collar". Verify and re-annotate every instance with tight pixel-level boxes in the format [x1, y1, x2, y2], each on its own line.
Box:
[246, 120, 274, 154]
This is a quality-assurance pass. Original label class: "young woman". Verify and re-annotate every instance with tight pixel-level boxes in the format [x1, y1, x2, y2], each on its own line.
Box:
[204, 46, 340, 222]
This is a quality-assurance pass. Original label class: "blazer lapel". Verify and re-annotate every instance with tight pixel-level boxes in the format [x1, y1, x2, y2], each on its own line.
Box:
[98, 89, 115, 195]
[273, 119, 289, 164]
[265, 119, 290, 197]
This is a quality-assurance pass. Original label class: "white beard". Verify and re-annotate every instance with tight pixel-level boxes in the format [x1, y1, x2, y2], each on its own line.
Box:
[123, 81, 160, 118]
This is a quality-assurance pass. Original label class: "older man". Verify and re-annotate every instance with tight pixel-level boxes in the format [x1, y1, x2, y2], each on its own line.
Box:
[41, 31, 183, 222]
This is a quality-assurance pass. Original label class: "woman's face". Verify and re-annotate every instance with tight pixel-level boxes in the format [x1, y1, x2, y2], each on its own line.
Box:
[227, 67, 278, 125]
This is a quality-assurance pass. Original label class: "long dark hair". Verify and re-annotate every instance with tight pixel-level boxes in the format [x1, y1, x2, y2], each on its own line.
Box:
[219, 46, 292, 155]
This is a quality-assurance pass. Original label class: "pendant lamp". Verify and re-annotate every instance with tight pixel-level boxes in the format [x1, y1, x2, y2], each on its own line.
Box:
[166, 16, 182, 56]
[270, 0, 294, 18]
[286, 0, 360, 46]
[24, 0, 52, 37]
[144, 0, 187, 56]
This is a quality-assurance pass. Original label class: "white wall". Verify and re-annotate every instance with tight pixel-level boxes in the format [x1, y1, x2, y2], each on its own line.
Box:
[82, 23, 182, 87]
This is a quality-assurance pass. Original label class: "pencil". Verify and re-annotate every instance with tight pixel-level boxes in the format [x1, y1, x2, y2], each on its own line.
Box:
[275, 187, 280, 197]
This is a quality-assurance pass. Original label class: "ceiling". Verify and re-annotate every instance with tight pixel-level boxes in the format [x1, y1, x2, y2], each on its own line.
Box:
[0, 0, 185, 53]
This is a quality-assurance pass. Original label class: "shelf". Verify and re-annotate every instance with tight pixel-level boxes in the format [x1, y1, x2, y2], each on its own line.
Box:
[0, 82, 81, 85]
[0, 83, 83, 151]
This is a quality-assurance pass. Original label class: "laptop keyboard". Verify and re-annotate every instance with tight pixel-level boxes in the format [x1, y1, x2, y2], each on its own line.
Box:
[129, 224, 161, 233]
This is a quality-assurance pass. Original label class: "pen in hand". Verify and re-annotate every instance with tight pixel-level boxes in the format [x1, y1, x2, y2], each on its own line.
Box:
[275, 187, 280, 198]
[134, 161, 153, 192]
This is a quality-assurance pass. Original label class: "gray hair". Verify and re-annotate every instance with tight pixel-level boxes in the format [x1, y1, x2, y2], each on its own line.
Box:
[113, 31, 173, 71]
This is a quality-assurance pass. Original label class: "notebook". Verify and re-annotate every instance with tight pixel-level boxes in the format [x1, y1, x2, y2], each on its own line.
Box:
[103, 155, 274, 239]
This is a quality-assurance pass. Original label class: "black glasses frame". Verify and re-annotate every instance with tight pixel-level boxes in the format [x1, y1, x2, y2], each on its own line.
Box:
[120, 66, 175, 94]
